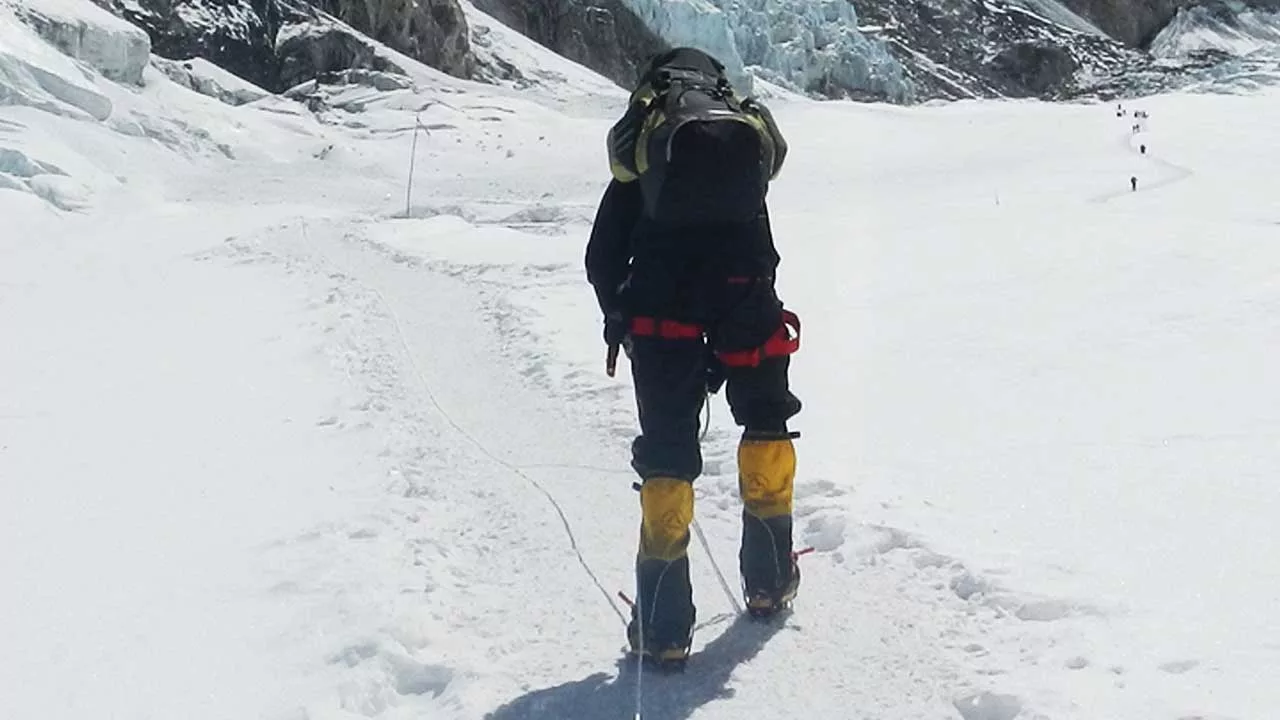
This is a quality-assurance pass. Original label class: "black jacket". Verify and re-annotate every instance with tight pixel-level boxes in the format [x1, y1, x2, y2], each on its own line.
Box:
[585, 180, 782, 321]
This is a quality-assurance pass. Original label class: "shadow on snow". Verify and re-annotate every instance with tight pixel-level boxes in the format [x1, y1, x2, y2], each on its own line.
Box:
[485, 613, 788, 720]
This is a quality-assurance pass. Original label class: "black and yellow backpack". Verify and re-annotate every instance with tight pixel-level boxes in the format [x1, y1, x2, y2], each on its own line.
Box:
[607, 48, 787, 226]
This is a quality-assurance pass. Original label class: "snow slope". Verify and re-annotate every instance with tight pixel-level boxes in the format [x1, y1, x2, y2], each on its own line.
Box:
[3, 3, 1280, 720]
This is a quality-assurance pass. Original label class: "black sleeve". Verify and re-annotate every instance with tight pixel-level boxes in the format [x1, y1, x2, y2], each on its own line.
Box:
[759, 203, 782, 274]
[585, 179, 642, 315]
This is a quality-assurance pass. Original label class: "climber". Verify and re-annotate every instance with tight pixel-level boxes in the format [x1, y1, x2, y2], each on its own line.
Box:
[586, 47, 803, 669]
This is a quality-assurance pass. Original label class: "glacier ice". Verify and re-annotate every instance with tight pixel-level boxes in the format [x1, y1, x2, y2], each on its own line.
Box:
[616, 0, 749, 88]
[618, 0, 912, 101]
[0, 10, 114, 120]
[10, 0, 150, 85]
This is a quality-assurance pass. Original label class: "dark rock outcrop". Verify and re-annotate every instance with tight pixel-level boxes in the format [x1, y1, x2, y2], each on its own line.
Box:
[1055, 0, 1187, 46]
[1055, 0, 1280, 47]
[81, 0, 1280, 105]
[989, 41, 1080, 95]
[310, 0, 473, 78]
[90, 0, 473, 93]
[151, 57, 271, 104]
[849, 0, 1135, 99]
[94, 0, 291, 91]
[276, 20, 407, 89]
[470, 0, 667, 87]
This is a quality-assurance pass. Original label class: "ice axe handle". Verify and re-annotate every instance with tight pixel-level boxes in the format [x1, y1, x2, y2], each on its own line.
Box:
[606, 342, 620, 377]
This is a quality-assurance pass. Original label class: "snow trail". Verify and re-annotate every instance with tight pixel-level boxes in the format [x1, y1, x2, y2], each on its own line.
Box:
[4, 5, 1280, 718]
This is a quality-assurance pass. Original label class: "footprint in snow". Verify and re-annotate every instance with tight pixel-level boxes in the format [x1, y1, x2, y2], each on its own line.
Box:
[950, 570, 994, 601]
[389, 655, 455, 698]
[1159, 659, 1201, 674]
[954, 691, 1023, 720]
[1014, 598, 1076, 622]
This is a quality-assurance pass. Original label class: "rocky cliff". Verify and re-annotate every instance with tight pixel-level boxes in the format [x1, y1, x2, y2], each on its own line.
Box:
[1057, 0, 1187, 46]
[311, 0, 472, 77]
[88, 0, 472, 93]
[1051, 0, 1280, 47]
[90, 0, 289, 91]
[469, 0, 666, 88]
[76, 0, 1280, 104]
[848, 0, 1136, 99]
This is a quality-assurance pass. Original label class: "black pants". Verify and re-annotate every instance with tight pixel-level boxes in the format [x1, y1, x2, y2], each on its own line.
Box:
[628, 275, 801, 481]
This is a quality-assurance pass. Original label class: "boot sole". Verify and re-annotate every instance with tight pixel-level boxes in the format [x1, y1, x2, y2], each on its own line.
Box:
[745, 584, 798, 619]
[625, 647, 691, 673]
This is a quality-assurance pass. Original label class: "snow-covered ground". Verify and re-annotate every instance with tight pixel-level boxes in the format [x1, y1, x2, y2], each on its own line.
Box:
[3, 3, 1279, 720]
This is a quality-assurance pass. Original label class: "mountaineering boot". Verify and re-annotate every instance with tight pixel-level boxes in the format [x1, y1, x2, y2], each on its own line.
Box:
[628, 477, 696, 665]
[737, 433, 799, 617]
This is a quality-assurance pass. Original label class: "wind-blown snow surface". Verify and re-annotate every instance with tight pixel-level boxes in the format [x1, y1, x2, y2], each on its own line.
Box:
[3, 5, 1280, 720]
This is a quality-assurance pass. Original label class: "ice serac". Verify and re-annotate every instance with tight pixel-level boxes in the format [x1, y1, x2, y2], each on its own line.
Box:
[12, 0, 150, 85]
[0, 9, 114, 120]
[617, 0, 912, 101]
[616, 0, 748, 89]
[724, 0, 910, 101]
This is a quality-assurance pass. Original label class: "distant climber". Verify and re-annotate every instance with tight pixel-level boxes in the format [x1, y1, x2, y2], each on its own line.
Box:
[1140, 144, 1146, 155]
[1130, 176, 1138, 191]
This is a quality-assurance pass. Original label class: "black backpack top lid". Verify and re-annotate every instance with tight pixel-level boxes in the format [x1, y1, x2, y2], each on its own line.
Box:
[635, 48, 731, 97]
[607, 46, 787, 212]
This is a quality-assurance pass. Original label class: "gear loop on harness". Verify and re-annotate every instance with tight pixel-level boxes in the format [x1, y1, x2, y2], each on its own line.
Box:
[715, 309, 800, 368]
